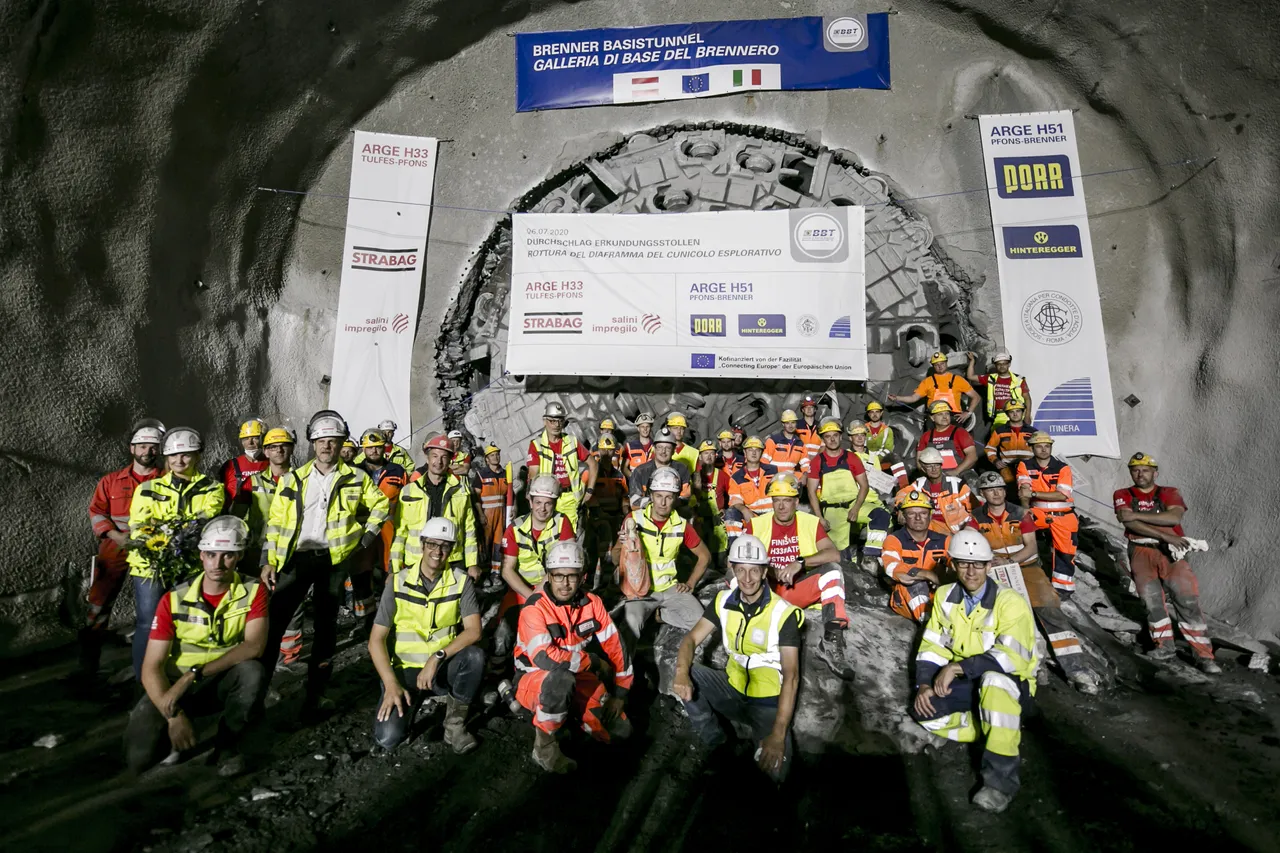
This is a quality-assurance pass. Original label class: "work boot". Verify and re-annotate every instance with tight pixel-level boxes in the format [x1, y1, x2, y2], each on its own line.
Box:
[972, 786, 1013, 813]
[443, 697, 478, 754]
[606, 713, 633, 741]
[1068, 669, 1101, 696]
[216, 753, 247, 777]
[1146, 644, 1177, 661]
[1196, 657, 1223, 675]
[77, 628, 104, 679]
[815, 624, 856, 681]
[531, 729, 576, 774]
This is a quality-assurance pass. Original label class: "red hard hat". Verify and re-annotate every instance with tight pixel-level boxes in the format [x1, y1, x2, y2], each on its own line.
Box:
[423, 435, 452, 453]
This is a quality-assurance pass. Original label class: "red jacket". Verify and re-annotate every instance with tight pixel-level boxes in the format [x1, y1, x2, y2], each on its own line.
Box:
[221, 454, 269, 504]
[514, 586, 633, 696]
[89, 464, 161, 538]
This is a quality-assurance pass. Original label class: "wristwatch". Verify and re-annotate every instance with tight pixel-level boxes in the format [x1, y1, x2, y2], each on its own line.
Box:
[434, 650, 447, 661]
[188, 665, 204, 683]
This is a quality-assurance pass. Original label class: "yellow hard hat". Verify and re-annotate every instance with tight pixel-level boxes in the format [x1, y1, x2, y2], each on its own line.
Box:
[361, 430, 386, 449]
[239, 418, 267, 439]
[717, 429, 733, 441]
[1004, 400, 1027, 411]
[342, 438, 357, 449]
[698, 440, 716, 453]
[929, 400, 955, 414]
[600, 418, 615, 431]
[1027, 431, 1055, 445]
[1128, 451, 1158, 468]
[930, 351, 949, 364]
[743, 436, 765, 450]
[483, 444, 501, 456]
[780, 409, 798, 423]
[898, 489, 935, 510]
[866, 401, 884, 413]
[598, 435, 617, 451]
[767, 473, 801, 498]
[817, 417, 842, 435]
[263, 427, 295, 446]
[666, 413, 688, 428]
[847, 422, 868, 436]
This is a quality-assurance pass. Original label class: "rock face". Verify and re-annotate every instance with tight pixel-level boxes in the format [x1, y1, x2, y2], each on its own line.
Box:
[2, 0, 1279, 654]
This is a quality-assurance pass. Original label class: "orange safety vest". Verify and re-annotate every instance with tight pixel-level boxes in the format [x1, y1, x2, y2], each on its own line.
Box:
[763, 433, 808, 477]
[1017, 459, 1074, 511]
[971, 503, 1035, 564]
[728, 465, 777, 514]
[622, 438, 654, 471]
[922, 373, 965, 413]
[905, 476, 973, 534]
[795, 420, 822, 457]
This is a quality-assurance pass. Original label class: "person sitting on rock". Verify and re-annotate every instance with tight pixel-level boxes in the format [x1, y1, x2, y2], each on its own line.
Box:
[674, 534, 802, 783]
[904, 446, 973, 535]
[514, 541, 632, 773]
[125, 516, 266, 777]
[368, 517, 484, 753]
[881, 490, 951, 622]
[911, 529, 1038, 814]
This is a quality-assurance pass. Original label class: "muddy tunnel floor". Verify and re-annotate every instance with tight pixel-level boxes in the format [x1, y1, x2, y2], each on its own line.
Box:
[2, 609, 1278, 853]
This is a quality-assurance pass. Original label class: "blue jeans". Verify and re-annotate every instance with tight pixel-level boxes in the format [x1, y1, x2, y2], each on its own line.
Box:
[131, 576, 165, 680]
[680, 663, 794, 782]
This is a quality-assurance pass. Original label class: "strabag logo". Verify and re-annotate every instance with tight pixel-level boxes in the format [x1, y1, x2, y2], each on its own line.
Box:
[1003, 225, 1082, 259]
[350, 246, 419, 272]
[690, 314, 726, 337]
[994, 155, 1073, 199]
[788, 208, 850, 263]
[1021, 291, 1082, 346]
[739, 314, 786, 336]
[523, 312, 583, 334]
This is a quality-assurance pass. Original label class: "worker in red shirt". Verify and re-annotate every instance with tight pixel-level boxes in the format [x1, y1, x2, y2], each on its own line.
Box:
[1113, 453, 1219, 673]
[220, 418, 270, 515]
[916, 401, 978, 475]
[747, 474, 850, 677]
[972, 471, 1099, 694]
[803, 418, 870, 560]
[527, 402, 597, 532]
[80, 419, 164, 681]
[621, 412, 655, 476]
[984, 400, 1036, 486]
[889, 351, 979, 417]
[795, 394, 823, 458]
[903, 447, 974, 535]
[967, 349, 1031, 428]
[515, 541, 633, 773]
[717, 429, 744, 476]
[724, 436, 777, 541]
[763, 410, 808, 478]
[583, 435, 629, 588]
[881, 490, 951, 622]
[731, 426, 745, 450]
[1017, 432, 1079, 597]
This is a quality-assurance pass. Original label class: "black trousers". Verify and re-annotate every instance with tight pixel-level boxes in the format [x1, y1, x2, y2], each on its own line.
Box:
[264, 550, 346, 699]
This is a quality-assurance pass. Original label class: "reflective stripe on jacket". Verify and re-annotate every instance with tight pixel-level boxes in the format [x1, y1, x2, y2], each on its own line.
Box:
[168, 571, 260, 672]
[716, 587, 803, 699]
[514, 588, 633, 697]
[748, 511, 821, 562]
[631, 505, 688, 592]
[91, 464, 160, 538]
[266, 460, 390, 569]
[389, 565, 467, 668]
[246, 470, 282, 550]
[916, 581, 1039, 687]
[1016, 458, 1074, 510]
[128, 473, 226, 578]
[391, 473, 477, 571]
[511, 512, 569, 585]
[984, 372, 1027, 416]
[534, 431, 584, 502]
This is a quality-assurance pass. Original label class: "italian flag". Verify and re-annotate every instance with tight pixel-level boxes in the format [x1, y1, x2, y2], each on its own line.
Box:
[733, 68, 763, 87]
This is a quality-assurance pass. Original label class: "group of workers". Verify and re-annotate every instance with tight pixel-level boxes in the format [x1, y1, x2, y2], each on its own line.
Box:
[87, 347, 1222, 814]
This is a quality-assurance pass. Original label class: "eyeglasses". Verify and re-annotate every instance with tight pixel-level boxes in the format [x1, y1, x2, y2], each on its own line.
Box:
[423, 541, 452, 553]
[547, 572, 582, 583]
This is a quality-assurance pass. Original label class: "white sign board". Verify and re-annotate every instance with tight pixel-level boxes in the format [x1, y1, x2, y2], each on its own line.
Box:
[988, 562, 1032, 610]
[328, 131, 439, 445]
[978, 112, 1120, 458]
[507, 209, 867, 379]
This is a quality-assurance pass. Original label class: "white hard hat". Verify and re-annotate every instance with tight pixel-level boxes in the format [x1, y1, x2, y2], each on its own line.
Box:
[543, 401, 567, 419]
[447, 429, 463, 440]
[528, 474, 562, 500]
[545, 540, 585, 571]
[162, 427, 202, 455]
[992, 349, 1013, 363]
[977, 471, 1006, 490]
[377, 419, 398, 433]
[948, 528, 994, 562]
[918, 447, 944, 466]
[131, 426, 164, 446]
[419, 516, 457, 543]
[198, 516, 249, 553]
[649, 467, 682, 494]
[727, 534, 769, 566]
[307, 410, 349, 441]
[635, 412, 655, 425]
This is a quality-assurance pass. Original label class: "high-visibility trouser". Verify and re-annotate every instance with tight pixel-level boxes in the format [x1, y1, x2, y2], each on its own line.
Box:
[696, 506, 728, 555]
[279, 602, 305, 665]
[344, 533, 382, 622]
[723, 506, 747, 540]
[821, 501, 891, 557]
[772, 567, 847, 628]
[1020, 561, 1087, 674]
[1129, 543, 1214, 660]
[86, 539, 130, 630]
[1029, 508, 1079, 593]
[890, 580, 932, 623]
[484, 507, 506, 571]
[555, 492, 582, 534]
[911, 671, 1030, 795]
[516, 668, 624, 742]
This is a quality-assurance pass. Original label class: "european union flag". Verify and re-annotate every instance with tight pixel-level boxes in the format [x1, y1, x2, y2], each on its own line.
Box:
[691, 353, 716, 369]
[682, 73, 710, 94]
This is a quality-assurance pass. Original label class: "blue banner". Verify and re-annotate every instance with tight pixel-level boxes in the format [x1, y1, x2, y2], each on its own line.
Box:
[515, 14, 891, 112]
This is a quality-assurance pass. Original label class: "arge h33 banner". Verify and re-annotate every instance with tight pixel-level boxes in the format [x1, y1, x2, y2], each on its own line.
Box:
[515, 14, 890, 112]
[506, 209, 867, 380]
[978, 111, 1120, 458]
[328, 131, 439, 446]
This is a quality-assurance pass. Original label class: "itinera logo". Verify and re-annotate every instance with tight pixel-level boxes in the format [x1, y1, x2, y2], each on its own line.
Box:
[994, 155, 1074, 199]
[523, 312, 582, 334]
[788, 208, 850, 263]
[350, 246, 419, 272]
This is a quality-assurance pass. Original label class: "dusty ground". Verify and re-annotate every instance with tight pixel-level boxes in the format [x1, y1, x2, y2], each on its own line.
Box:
[1, 575, 1278, 853]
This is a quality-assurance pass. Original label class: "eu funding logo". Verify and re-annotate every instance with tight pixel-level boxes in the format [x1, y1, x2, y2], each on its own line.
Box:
[994, 155, 1073, 199]
[738, 314, 786, 336]
[691, 353, 716, 370]
[690, 314, 725, 337]
[1003, 225, 1082, 260]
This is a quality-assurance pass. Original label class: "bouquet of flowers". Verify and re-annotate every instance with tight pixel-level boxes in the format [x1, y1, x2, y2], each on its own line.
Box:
[132, 518, 206, 587]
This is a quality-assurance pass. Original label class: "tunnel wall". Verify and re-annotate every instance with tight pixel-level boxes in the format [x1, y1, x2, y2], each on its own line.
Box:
[1, 0, 1277, 654]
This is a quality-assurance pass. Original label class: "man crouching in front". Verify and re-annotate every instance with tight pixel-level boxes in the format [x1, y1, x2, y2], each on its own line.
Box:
[125, 516, 267, 777]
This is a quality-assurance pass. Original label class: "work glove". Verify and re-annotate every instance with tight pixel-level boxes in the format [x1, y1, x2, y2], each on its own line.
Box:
[359, 531, 378, 551]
